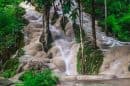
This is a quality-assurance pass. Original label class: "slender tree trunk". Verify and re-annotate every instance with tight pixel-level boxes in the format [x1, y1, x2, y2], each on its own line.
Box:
[40, 6, 53, 52]
[60, 0, 65, 30]
[45, 7, 53, 52]
[77, 0, 84, 73]
[52, 0, 56, 12]
[92, 0, 97, 48]
[104, 0, 108, 35]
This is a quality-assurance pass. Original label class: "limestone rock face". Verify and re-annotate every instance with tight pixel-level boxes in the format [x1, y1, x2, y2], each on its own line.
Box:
[100, 46, 130, 78]
[48, 63, 57, 70]
[52, 57, 65, 72]
[48, 46, 61, 58]
[23, 61, 49, 70]
[65, 22, 75, 41]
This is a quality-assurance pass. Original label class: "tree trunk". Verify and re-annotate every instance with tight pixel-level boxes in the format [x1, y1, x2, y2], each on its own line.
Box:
[92, 0, 97, 48]
[52, 0, 56, 12]
[77, 0, 84, 73]
[60, 0, 65, 30]
[104, 0, 108, 35]
[40, 7, 53, 52]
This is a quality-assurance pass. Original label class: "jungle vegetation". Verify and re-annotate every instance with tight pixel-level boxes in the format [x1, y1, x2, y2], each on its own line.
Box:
[0, 0, 130, 83]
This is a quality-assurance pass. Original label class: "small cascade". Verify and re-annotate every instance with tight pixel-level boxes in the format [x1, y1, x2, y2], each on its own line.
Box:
[20, 1, 79, 76]
[50, 25, 78, 75]
[80, 12, 130, 52]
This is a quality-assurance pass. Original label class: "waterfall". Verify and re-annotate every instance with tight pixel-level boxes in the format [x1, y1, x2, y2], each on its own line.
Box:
[50, 25, 78, 75]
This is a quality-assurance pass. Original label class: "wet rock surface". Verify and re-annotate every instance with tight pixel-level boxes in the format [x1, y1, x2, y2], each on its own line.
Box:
[52, 57, 66, 72]
[19, 1, 79, 77]
[0, 79, 13, 86]
[16, 1, 130, 86]
[18, 2, 51, 73]
[58, 78, 130, 86]
[100, 46, 130, 77]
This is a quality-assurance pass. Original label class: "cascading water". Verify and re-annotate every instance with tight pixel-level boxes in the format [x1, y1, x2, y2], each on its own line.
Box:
[20, 1, 79, 76]
[19, 0, 130, 78]
[50, 25, 78, 75]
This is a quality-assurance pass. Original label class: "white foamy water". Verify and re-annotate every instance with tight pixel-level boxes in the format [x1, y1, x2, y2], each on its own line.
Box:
[80, 12, 130, 51]
[50, 25, 78, 75]
[20, 1, 79, 75]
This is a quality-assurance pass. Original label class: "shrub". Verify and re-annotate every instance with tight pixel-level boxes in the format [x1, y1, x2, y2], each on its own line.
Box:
[106, 15, 121, 34]
[77, 38, 103, 75]
[82, 0, 130, 42]
[73, 23, 85, 43]
[18, 69, 59, 86]
[0, 58, 19, 78]
[0, 0, 27, 67]
[106, 14, 130, 41]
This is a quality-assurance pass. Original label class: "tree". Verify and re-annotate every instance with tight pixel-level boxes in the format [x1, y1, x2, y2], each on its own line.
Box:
[35, 0, 54, 52]
[104, 0, 108, 35]
[0, 0, 26, 69]
[77, 0, 85, 73]
[60, 0, 73, 31]
[91, 0, 97, 48]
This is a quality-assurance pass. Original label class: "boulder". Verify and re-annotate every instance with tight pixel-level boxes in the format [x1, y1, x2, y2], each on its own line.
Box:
[52, 57, 65, 72]
[48, 46, 61, 58]
[23, 60, 49, 71]
[34, 51, 47, 58]
[48, 63, 57, 70]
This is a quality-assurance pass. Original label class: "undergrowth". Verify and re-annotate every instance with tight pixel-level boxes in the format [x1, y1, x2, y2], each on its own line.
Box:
[16, 69, 59, 86]
[77, 38, 103, 75]
[0, 48, 24, 78]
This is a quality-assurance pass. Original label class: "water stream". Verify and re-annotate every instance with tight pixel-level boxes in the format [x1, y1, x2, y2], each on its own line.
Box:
[20, 1, 78, 75]
[20, 0, 130, 77]
[50, 25, 78, 75]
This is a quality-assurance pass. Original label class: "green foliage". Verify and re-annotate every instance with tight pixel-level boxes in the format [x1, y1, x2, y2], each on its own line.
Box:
[18, 69, 59, 86]
[63, 0, 73, 14]
[119, 13, 130, 31]
[0, 0, 26, 65]
[34, 0, 54, 9]
[0, 58, 19, 78]
[1, 70, 16, 78]
[77, 38, 103, 74]
[106, 14, 130, 41]
[82, 0, 130, 41]
[16, 48, 25, 58]
[106, 15, 121, 34]
[73, 23, 85, 43]
[70, 8, 78, 23]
